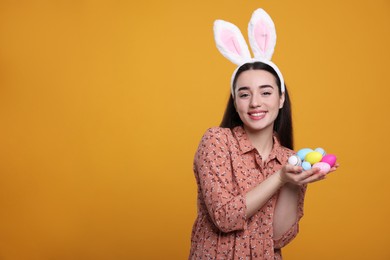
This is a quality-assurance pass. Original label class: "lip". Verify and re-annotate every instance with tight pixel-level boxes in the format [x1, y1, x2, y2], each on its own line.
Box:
[248, 110, 267, 120]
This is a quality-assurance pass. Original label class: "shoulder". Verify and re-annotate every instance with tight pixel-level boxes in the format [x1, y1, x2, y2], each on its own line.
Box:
[273, 135, 295, 162]
[202, 127, 232, 139]
[276, 146, 295, 163]
[282, 146, 295, 156]
[197, 127, 234, 150]
[285, 147, 296, 159]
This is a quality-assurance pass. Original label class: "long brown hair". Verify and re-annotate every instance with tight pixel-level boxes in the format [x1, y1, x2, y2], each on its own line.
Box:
[219, 62, 294, 149]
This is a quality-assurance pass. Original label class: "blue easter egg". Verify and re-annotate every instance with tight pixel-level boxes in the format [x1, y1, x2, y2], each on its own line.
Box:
[302, 161, 312, 171]
[297, 148, 313, 161]
[314, 147, 326, 156]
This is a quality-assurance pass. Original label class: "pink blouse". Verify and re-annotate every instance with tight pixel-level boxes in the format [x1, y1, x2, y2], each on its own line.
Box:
[189, 126, 306, 259]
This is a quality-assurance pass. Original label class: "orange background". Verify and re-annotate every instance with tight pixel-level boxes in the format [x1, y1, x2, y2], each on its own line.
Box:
[0, 1, 389, 259]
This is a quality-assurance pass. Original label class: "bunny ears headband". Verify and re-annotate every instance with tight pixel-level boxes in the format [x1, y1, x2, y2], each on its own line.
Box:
[214, 8, 285, 95]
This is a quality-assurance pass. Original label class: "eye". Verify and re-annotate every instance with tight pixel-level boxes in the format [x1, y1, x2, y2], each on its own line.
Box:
[238, 93, 250, 98]
[262, 91, 272, 96]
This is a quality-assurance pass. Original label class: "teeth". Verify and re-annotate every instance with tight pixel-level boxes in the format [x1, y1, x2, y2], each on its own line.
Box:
[251, 112, 265, 116]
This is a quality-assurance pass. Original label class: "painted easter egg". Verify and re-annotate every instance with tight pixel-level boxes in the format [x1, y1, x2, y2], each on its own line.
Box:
[321, 154, 337, 167]
[297, 148, 313, 161]
[314, 147, 326, 156]
[305, 151, 323, 165]
[313, 162, 331, 174]
[301, 161, 312, 171]
[302, 161, 312, 171]
[288, 155, 302, 166]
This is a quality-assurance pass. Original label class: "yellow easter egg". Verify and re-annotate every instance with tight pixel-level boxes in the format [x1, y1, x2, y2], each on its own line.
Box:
[305, 151, 323, 165]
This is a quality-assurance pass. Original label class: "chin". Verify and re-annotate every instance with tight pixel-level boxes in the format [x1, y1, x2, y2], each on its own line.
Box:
[244, 122, 273, 133]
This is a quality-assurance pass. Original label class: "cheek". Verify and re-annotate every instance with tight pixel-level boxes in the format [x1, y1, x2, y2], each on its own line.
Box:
[234, 101, 246, 113]
[271, 97, 282, 108]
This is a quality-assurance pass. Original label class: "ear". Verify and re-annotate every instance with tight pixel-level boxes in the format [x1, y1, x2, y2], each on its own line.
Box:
[214, 20, 251, 66]
[279, 91, 285, 109]
[248, 8, 277, 60]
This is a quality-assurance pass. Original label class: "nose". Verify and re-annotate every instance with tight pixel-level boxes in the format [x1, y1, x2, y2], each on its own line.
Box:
[250, 95, 261, 108]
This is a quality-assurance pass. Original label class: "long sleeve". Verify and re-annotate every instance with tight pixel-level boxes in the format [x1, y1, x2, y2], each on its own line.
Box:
[194, 128, 247, 233]
[273, 184, 307, 248]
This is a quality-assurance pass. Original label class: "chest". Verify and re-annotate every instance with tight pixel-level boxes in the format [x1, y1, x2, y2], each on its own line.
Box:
[230, 150, 283, 193]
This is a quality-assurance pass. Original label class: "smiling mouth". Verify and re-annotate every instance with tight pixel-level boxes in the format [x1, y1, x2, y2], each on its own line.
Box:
[248, 111, 267, 119]
[250, 112, 265, 116]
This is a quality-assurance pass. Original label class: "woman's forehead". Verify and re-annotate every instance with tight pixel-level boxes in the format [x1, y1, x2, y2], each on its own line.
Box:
[236, 70, 277, 87]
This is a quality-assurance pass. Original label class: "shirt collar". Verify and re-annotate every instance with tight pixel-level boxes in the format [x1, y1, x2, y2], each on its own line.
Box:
[232, 126, 285, 164]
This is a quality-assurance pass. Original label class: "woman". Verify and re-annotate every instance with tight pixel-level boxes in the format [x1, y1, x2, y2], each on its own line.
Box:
[189, 9, 338, 259]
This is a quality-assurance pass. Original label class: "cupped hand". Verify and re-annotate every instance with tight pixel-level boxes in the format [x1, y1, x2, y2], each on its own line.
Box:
[278, 164, 327, 185]
[328, 163, 340, 174]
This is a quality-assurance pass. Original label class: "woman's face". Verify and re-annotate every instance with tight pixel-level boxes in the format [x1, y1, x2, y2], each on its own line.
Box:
[234, 69, 285, 134]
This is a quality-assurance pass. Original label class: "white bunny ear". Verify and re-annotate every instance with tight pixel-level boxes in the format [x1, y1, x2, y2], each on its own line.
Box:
[248, 8, 277, 60]
[214, 20, 251, 66]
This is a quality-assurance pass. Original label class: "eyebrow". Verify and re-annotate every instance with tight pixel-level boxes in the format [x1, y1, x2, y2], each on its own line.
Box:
[237, 85, 274, 92]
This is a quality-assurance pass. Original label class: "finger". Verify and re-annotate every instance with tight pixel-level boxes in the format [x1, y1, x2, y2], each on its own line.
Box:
[304, 173, 327, 184]
[299, 171, 327, 184]
[328, 163, 340, 173]
[285, 164, 303, 174]
[295, 168, 320, 182]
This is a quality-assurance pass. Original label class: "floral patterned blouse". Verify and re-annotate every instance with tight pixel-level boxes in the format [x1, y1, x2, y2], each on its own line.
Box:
[189, 126, 306, 259]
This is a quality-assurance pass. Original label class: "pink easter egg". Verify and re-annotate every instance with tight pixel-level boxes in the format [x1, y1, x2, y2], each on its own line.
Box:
[313, 162, 331, 174]
[321, 154, 337, 167]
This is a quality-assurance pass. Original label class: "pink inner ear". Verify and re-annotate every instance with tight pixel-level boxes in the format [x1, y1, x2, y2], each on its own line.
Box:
[254, 20, 270, 54]
[221, 29, 242, 55]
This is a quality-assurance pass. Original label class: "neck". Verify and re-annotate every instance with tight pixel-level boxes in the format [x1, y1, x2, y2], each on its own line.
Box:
[244, 125, 274, 159]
